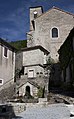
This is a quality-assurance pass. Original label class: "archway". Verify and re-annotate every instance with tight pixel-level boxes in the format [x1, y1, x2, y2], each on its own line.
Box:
[26, 86, 30, 95]
[24, 85, 34, 99]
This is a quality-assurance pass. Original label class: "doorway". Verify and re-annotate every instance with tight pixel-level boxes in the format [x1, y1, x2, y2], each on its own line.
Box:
[25, 86, 30, 96]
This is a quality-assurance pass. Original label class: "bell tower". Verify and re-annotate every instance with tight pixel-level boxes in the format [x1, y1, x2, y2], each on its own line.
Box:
[30, 6, 43, 31]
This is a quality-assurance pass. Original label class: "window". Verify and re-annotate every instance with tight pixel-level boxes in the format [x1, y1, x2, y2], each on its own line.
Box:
[4, 47, 8, 57]
[32, 20, 35, 30]
[0, 79, 3, 85]
[34, 11, 38, 18]
[28, 69, 34, 78]
[52, 28, 58, 38]
[44, 54, 47, 64]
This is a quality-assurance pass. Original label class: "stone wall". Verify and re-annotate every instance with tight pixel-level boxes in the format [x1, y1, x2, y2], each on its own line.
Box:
[19, 82, 38, 97]
[0, 83, 16, 102]
[19, 75, 49, 98]
[30, 7, 43, 31]
[24, 65, 44, 78]
[23, 49, 45, 66]
[15, 52, 23, 71]
[10, 103, 26, 114]
[28, 7, 74, 62]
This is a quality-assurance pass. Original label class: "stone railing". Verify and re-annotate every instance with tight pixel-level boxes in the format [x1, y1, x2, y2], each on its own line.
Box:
[9, 103, 26, 115]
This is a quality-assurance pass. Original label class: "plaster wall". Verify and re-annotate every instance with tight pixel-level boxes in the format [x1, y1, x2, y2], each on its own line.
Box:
[0, 45, 15, 85]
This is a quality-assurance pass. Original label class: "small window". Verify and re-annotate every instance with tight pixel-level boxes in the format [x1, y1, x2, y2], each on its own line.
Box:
[0, 79, 3, 85]
[44, 54, 47, 64]
[4, 47, 8, 57]
[52, 28, 58, 38]
[34, 11, 38, 18]
[32, 20, 35, 30]
[28, 69, 34, 78]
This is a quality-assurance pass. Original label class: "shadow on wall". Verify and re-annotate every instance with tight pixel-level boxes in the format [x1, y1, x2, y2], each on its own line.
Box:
[48, 62, 62, 90]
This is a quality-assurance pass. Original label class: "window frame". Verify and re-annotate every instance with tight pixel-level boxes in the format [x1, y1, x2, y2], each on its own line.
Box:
[0, 79, 3, 85]
[28, 69, 35, 78]
[3, 46, 9, 58]
[50, 27, 59, 39]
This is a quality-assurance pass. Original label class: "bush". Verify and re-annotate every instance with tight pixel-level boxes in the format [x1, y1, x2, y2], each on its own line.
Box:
[37, 87, 44, 98]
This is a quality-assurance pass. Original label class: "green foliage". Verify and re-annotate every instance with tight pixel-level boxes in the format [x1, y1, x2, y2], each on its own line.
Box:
[9, 40, 27, 50]
[47, 56, 54, 65]
[37, 87, 44, 98]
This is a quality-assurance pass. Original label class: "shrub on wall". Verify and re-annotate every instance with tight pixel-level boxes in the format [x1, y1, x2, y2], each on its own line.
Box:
[37, 87, 44, 98]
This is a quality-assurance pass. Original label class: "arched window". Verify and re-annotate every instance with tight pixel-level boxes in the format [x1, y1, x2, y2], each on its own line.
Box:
[52, 28, 58, 38]
[34, 11, 38, 18]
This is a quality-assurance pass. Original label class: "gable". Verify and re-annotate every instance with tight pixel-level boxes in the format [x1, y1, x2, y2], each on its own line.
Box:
[35, 7, 74, 27]
[36, 7, 74, 21]
[18, 81, 39, 89]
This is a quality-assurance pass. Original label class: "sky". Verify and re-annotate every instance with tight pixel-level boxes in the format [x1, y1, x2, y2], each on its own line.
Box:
[0, 0, 74, 42]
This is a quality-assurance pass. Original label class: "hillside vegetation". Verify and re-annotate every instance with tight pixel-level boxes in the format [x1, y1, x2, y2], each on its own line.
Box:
[9, 40, 27, 50]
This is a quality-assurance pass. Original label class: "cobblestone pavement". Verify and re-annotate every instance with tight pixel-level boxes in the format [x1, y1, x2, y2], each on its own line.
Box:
[13, 103, 71, 119]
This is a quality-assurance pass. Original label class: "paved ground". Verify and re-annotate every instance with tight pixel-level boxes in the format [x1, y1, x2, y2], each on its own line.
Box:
[12, 103, 71, 119]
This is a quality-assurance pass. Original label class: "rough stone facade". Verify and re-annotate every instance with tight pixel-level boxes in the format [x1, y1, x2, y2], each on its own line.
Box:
[29, 6, 43, 31]
[19, 82, 38, 97]
[0, 6, 74, 100]
[15, 6, 74, 98]
[22, 48, 48, 66]
[16, 46, 49, 98]
[27, 6, 74, 62]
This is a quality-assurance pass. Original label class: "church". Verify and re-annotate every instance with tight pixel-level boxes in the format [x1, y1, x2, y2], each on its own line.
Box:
[15, 6, 74, 98]
[0, 6, 74, 100]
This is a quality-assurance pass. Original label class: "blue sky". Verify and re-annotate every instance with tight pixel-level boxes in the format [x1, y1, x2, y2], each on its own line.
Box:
[0, 0, 74, 42]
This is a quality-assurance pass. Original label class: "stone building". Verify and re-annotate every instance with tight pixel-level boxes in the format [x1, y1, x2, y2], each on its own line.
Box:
[27, 6, 74, 62]
[0, 6, 74, 99]
[16, 45, 49, 98]
[0, 39, 16, 87]
[16, 6, 74, 98]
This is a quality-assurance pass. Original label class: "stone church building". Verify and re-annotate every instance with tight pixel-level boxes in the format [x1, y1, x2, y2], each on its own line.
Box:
[15, 6, 74, 98]
[0, 6, 74, 100]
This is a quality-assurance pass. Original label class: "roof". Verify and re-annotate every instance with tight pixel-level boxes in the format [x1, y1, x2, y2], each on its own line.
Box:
[23, 64, 44, 68]
[35, 6, 74, 20]
[21, 45, 49, 54]
[18, 80, 39, 89]
[0, 38, 17, 52]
